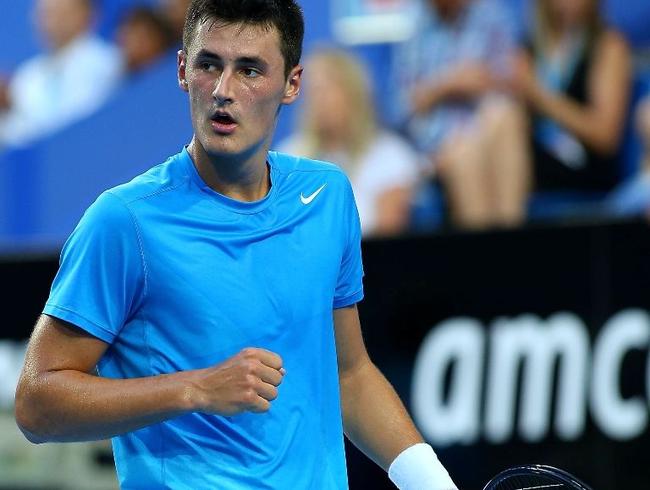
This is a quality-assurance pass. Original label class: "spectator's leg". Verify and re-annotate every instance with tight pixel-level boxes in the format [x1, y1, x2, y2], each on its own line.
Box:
[436, 129, 492, 230]
[480, 96, 531, 227]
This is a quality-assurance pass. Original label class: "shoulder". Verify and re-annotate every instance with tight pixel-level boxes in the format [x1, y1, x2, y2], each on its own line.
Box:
[74, 159, 180, 244]
[100, 151, 189, 207]
[80, 190, 132, 229]
[589, 29, 631, 74]
[594, 29, 631, 57]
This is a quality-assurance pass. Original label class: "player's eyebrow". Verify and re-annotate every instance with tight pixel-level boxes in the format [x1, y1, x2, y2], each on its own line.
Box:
[194, 49, 221, 62]
[195, 49, 268, 70]
[236, 56, 268, 71]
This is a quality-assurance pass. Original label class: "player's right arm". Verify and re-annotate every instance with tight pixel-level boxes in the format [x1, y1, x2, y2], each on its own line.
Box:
[15, 314, 284, 443]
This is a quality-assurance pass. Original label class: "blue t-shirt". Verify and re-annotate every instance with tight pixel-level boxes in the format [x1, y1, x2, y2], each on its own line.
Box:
[43, 148, 364, 489]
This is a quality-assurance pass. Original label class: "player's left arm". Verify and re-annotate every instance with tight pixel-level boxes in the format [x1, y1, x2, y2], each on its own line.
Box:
[334, 304, 458, 489]
[334, 304, 422, 469]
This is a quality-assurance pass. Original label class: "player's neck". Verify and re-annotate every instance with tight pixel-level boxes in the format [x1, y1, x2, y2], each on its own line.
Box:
[188, 138, 271, 202]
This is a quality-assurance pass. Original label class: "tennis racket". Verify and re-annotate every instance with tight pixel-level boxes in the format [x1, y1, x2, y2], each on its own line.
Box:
[482, 464, 593, 490]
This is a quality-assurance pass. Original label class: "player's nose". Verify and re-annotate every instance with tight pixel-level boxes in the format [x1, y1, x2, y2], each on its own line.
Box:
[213, 68, 235, 105]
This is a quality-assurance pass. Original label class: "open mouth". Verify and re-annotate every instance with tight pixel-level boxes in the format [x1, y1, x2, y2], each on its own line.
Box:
[212, 113, 236, 124]
[210, 112, 238, 134]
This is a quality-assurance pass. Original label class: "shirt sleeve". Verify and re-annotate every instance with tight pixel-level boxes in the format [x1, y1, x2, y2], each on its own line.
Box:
[333, 176, 364, 309]
[482, 0, 517, 76]
[43, 191, 146, 343]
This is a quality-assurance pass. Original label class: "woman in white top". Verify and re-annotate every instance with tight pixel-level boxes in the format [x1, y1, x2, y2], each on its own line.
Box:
[278, 47, 421, 237]
[0, 0, 122, 148]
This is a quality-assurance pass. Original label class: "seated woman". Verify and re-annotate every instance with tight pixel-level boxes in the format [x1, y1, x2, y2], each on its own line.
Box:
[514, 0, 632, 197]
[278, 48, 422, 238]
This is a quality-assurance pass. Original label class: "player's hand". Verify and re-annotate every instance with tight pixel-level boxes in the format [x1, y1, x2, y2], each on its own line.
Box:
[189, 347, 285, 416]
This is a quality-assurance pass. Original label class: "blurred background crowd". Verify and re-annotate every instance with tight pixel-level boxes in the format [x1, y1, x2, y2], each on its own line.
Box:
[0, 0, 650, 249]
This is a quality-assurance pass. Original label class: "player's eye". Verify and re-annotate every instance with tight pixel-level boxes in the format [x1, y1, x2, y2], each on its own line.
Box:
[241, 67, 261, 78]
[201, 62, 218, 72]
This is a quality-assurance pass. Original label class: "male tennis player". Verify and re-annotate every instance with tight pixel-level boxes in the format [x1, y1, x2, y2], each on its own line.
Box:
[15, 1, 457, 488]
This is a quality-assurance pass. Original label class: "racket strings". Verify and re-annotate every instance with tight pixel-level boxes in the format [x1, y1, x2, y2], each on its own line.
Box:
[493, 475, 569, 490]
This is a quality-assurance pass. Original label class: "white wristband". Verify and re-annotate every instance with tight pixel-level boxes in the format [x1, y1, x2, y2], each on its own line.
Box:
[388, 443, 458, 490]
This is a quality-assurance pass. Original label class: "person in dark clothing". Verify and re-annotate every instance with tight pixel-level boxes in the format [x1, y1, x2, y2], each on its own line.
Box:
[513, 0, 632, 192]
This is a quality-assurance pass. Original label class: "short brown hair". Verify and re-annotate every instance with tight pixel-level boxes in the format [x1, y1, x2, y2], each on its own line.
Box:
[183, 0, 304, 78]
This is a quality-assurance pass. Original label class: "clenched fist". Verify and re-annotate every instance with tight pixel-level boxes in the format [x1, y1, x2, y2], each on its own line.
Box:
[188, 348, 285, 416]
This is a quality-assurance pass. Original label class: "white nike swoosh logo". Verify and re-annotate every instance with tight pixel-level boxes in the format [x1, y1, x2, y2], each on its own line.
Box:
[300, 183, 327, 205]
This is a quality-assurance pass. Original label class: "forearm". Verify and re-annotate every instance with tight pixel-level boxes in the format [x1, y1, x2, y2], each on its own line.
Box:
[412, 64, 494, 114]
[444, 69, 495, 100]
[411, 81, 446, 116]
[532, 88, 623, 154]
[15, 368, 195, 443]
[340, 360, 422, 470]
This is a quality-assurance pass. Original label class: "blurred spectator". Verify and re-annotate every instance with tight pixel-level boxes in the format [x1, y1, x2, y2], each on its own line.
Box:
[160, 0, 191, 44]
[0, 0, 121, 148]
[393, 0, 529, 230]
[514, 0, 632, 196]
[606, 95, 650, 216]
[279, 48, 421, 238]
[117, 6, 175, 75]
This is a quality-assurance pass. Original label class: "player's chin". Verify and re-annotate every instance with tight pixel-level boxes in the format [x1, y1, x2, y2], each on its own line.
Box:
[204, 143, 238, 158]
[201, 129, 266, 159]
[202, 137, 245, 158]
[203, 128, 235, 145]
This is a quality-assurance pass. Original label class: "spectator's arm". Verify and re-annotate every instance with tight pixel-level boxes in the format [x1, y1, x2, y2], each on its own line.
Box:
[515, 31, 632, 155]
[411, 62, 497, 115]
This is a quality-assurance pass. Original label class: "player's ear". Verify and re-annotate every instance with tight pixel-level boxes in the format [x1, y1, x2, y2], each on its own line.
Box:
[178, 50, 189, 92]
[282, 65, 303, 105]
